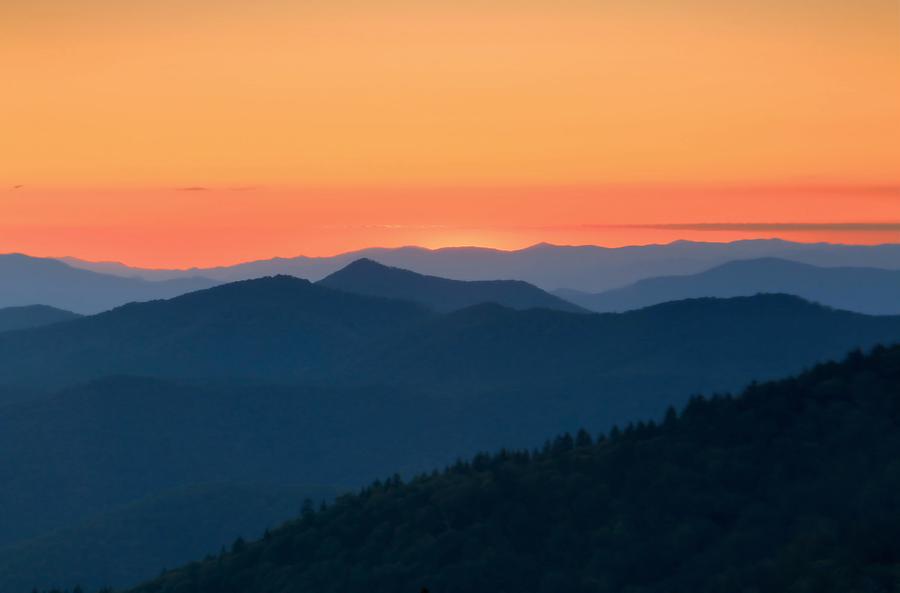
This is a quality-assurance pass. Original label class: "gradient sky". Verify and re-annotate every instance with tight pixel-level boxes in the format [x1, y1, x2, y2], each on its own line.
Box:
[1, 0, 898, 266]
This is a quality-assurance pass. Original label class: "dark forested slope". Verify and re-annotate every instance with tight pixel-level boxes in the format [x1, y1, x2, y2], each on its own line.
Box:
[127, 346, 900, 593]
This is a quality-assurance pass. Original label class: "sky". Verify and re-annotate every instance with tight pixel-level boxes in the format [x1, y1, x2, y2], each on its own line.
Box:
[1, 0, 898, 267]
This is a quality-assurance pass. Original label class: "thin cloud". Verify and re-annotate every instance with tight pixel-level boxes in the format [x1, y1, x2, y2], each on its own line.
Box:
[321, 223, 453, 230]
[620, 222, 900, 232]
[697, 184, 900, 197]
[175, 185, 262, 192]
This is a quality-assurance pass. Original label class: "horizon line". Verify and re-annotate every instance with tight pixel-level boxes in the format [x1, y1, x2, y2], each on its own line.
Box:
[7, 235, 896, 272]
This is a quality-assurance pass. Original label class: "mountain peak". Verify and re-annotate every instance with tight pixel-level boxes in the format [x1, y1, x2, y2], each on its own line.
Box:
[345, 257, 386, 268]
[334, 258, 411, 277]
[319, 260, 586, 313]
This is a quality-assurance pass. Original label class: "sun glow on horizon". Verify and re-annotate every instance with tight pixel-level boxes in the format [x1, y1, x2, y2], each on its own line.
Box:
[0, 183, 897, 268]
[1, 1, 898, 265]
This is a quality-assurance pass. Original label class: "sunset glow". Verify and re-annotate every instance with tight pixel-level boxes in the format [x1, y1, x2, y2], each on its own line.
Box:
[2, 0, 898, 266]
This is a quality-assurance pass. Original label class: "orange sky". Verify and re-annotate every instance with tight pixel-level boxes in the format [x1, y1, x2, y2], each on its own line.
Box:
[1, 0, 898, 266]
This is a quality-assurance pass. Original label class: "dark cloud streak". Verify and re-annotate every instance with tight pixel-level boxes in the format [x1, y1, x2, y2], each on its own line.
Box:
[619, 222, 900, 232]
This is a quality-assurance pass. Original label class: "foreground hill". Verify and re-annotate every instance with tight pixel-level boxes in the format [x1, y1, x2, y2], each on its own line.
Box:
[0, 305, 80, 333]
[559, 258, 900, 315]
[0, 276, 430, 390]
[0, 483, 335, 592]
[59, 239, 900, 293]
[318, 258, 586, 313]
[0, 254, 218, 314]
[125, 346, 900, 593]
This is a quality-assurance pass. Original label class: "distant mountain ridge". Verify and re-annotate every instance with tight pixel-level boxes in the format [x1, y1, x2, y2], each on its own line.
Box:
[318, 258, 586, 313]
[58, 239, 900, 292]
[557, 257, 900, 315]
[0, 305, 81, 333]
[0, 254, 219, 314]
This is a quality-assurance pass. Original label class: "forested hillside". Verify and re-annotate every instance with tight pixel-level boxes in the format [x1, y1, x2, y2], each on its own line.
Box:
[123, 345, 900, 593]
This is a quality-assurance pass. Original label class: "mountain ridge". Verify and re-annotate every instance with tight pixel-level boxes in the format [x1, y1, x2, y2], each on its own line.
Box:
[318, 258, 586, 313]
[329, 292, 899, 396]
[557, 257, 900, 315]
[55, 239, 900, 292]
[0, 275, 432, 390]
[0, 254, 219, 315]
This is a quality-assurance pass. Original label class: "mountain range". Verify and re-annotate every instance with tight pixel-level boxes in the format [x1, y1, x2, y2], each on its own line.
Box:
[0, 254, 218, 315]
[3, 262, 900, 589]
[2, 270, 898, 398]
[558, 257, 900, 315]
[0, 275, 430, 390]
[8, 240, 900, 316]
[5, 256, 900, 591]
[122, 345, 900, 593]
[59, 239, 900, 292]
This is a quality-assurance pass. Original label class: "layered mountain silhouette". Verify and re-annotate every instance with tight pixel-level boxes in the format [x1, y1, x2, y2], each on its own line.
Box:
[330, 294, 900, 400]
[122, 346, 900, 593]
[2, 274, 900, 589]
[0, 275, 430, 390]
[318, 258, 586, 313]
[59, 239, 900, 292]
[2, 273, 898, 397]
[0, 254, 219, 314]
[558, 257, 900, 315]
[0, 305, 80, 333]
[5, 266, 900, 591]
